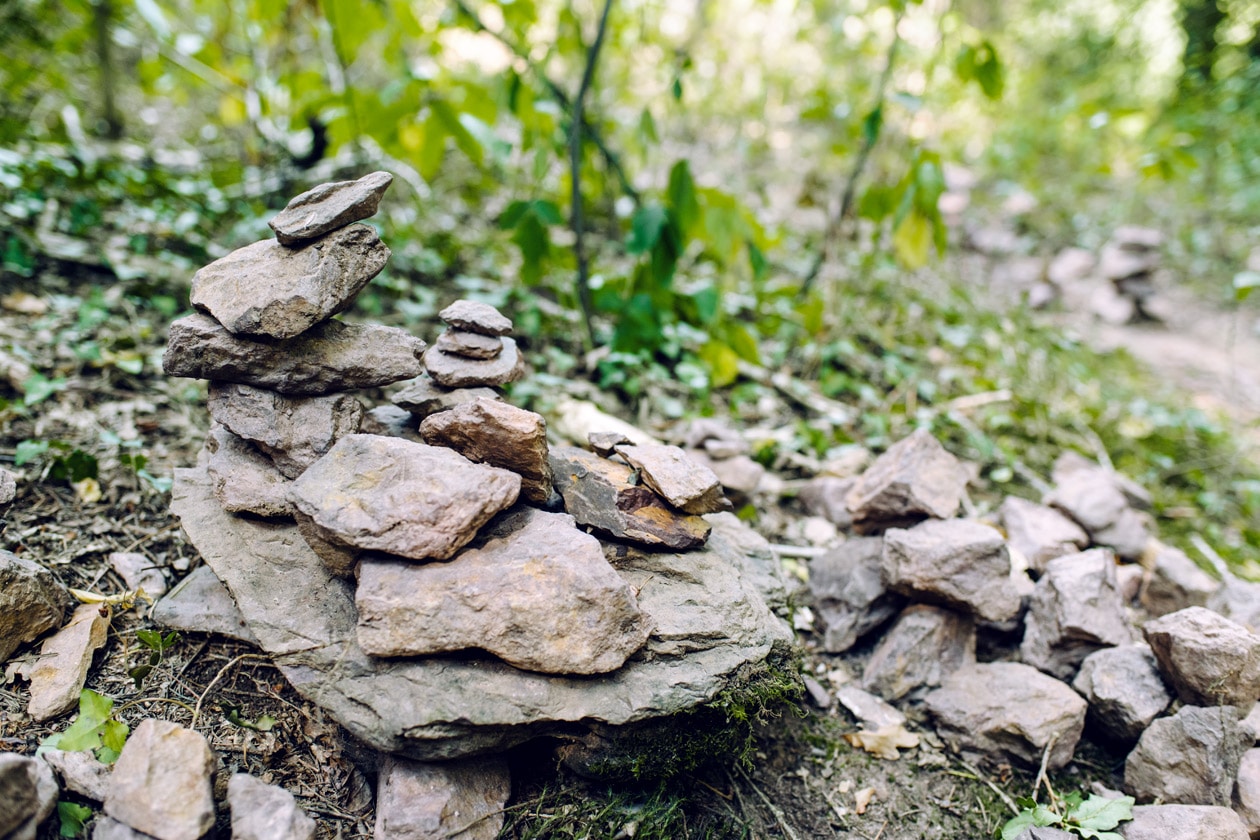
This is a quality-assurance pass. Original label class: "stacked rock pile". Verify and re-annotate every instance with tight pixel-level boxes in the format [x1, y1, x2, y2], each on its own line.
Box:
[801, 428, 1260, 839]
[1095, 225, 1165, 323]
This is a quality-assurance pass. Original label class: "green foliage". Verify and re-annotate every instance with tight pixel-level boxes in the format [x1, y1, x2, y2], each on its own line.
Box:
[1000, 793, 1134, 840]
[221, 703, 276, 732]
[15, 439, 98, 484]
[129, 630, 179, 689]
[40, 690, 129, 765]
[57, 801, 94, 838]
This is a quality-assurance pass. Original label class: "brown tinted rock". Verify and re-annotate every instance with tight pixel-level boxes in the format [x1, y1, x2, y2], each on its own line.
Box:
[191, 224, 389, 339]
[1072, 645, 1173, 743]
[391, 376, 501, 419]
[359, 404, 423, 442]
[152, 565, 258, 644]
[0, 550, 66, 662]
[228, 774, 315, 840]
[374, 755, 510, 840]
[208, 383, 363, 478]
[439, 299, 513, 336]
[549, 446, 710, 550]
[1144, 607, 1260, 713]
[881, 519, 1021, 623]
[356, 508, 650, 673]
[685, 449, 765, 500]
[846, 429, 969, 531]
[41, 748, 111, 802]
[862, 605, 976, 701]
[1140, 545, 1219, 617]
[164, 313, 426, 395]
[614, 443, 727, 514]
[27, 604, 110, 721]
[423, 339, 525, 388]
[288, 435, 521, 561]
[435, 328, 503, 359]
[1021, 549, 1133, 680]
[589, 431, 632, 456]
[798, 476, 857, 529]
[268, 171, 392, 245]
[0, 753, 57, 840]
[1120, 805, 1248, 840]
[294, 511, 360, 577]
[1235, 748, 1260, 838]
[999, 496, 1088, 573]
[808, 536, 904, 653]
[1124, 705, 1251, 806]
[204, 425, 293, 518]
[924, 661, 1086, 769]
[105, 720, 215, 840]
[420, 398, 553, 504]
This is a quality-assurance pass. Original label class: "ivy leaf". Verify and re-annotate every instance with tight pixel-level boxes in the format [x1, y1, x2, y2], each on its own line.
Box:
[57, 801, 94, 838]
[699, 340, 740, 388]
[1234, 271, 1260, 301]
[22, 372, 67, 406]
[666, 160, 700, 241]
[1000, 804, 1061, 840]
[862, 105, 884, 147]
[14, 438, 51, 466]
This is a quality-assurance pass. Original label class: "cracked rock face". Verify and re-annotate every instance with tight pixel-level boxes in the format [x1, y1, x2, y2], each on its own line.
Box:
[420, 398, 553, 504]
[808, 536, 904, 654]
[845, 428, 970, 531]
[374, 755, 510, 840]
[205, 425, 294, 518]
[861, 604, 975, 701]
[1072, 644, 1172, 744]
[613, 443, 727, 515]
[0, 550, 66, 663]
[1142, 606, 1260, 714]
[1123, 704, 1251, 806]
[1119, 805, 1249, 840]
[268, 170, 393, 246]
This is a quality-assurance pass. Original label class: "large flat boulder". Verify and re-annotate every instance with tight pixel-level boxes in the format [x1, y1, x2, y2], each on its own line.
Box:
[1119, 805, 1248, 840]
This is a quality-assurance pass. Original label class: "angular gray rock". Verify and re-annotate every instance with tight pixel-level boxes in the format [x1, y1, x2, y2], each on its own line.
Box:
[999, 495, 1088, 573]
[171, 465, 793, 759]
[423, 338, 526, 388]
[1072, 645, 1172, 743]
[228, 773, 315, 840]
[104, 719, 216, 840]
[845, 428, 970, 531]
[108, 552, 167, 599]
[808, 536, 904, 653]
[41, 748, 111, 802]
[881, 519, 1021, 623]
[391, 375, 501, 419]
[356, 508, 651, 674]
[191, 224, 389, 339]
[27, 603, 110, 721]
[439, 299, 513, 336]
[682, 419, 750, 458]
[1209, 575, 1260, 634]
[93, 818, 160, 840]
[289, 435, 521, 561]
[268, 170, 392, 245]
[549, 446, 711, 550]
[1020, 549, 1133, 680]
[208, 383, 364, 478]
[419, 398, 553, 504]
[153, 565, 258, 644]
[614, 443, 727, 514]
[861, 604, 976, 701]
[684, 449, 765, 501]
[1143, 607, 1260, 713]
[374, 755, 510, 840]
[359, 404, 423, 442]
[0, 753, 57, 840]
[164, 313, 427, 395]
[797, 476, 857, 529]
[294, 511, 360, 577]
[1119, 805, 1248, 840]
[435, 328, 504, 359]
[1124, 705, 1251, 806]
[1140, 545, 1218, 617]
[925, 661, 1087, 769]
[204, 425, 293, 518]
[1046, 459, 1152, 560]
[1235, 748, 1260, 839]
[589, 431, 632, 456]
[0, 550, 66, 662]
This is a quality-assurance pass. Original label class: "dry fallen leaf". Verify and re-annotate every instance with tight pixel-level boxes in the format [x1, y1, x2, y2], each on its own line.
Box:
[854, 786, 877, 815]
[73, 477, 102, 504]
[842, 723, 920, 760]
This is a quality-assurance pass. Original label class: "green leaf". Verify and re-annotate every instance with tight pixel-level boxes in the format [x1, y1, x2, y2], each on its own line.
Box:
[511, 211, 551, 285]
[1234, 271, 1260, 301]
[956, 41, 1004, 99]
[137, 470, 173, 494]
[724, 323, 761, 365]
[862, 106, 884, 147]
[1000, 804, 1060, 840]
[22, 372, 67, 406]
[46, 690, 115, 754]
[797, 295, 824, 334]
[57, 801, 94, 838]
[699, 340, 740, 388]
[15, 438, 51, 466]
[691, 286, 720, 325]
[893, 211, 932, 269]
[1069, 794, 1134, 832]
[49, 450, 98, 483]
[667, 161, 700, 240]
[222, 703, 276, 732]
[627, 205, 669, 254]
[99, 718, 129, 757]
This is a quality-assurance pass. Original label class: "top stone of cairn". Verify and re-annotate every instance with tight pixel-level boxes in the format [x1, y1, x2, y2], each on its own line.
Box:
[439, 300, 514, 336]
[269, 171, 393, 246]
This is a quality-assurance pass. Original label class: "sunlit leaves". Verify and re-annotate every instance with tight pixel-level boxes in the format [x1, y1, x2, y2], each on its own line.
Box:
[500, 199, 562, 283]
[39, 690, 129, 764]
[955, 40, 1004, 99]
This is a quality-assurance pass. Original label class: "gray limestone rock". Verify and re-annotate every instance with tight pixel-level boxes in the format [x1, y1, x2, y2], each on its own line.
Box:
[797, 476, 857, 529]
[808, 536, 904, 653]
[164, 313, 427, 395]
[420, 398, 553, 504]
[1209, 575, 1260, 634]
[0, 550, 67, 662]
[228, 774, 315, 840]
[191, 224, 389, 339]
[1124, 705, 1251, 806]
[104, 719, 216, 840]
[423, 338, 526, 389]
[881, 519, 1022, 623]
[294, 511, 360, 578]
[41, 748, 111, 802]
[845, 428, 970, 531]
[999, 495, 1088, 573]
[374, 755, 510, 840]
[439, 299, 513, 336]
[204, 425, 294, 518]
[1119, 805, 1248, 840]
[861, 604, 976, 701]
[1072, 644, 1172, 743]
[288, 435, 521, 561]
[1012, 829, 1078, 840]
[391, 376, 501, 420]
[355, 508, 651, 674]
[435, 328, 504, 359]
[684, 449, 765, 500]
[92, 819, 159, 840]
[1235, 748, 1260, 839]
[1143, 607, 1260, 713]
[152, 565, 259, 644]
[0, 753, 57, 840]
[614, 443, 727, 515]
[588, 431, 632, 457]
[0, 466, 15, 515]
[268, 171, 392, 246]
[108, 552, 167, 599]
[681, 419, 750, 458]
[1046, 458, 1152, 560]
[1140, 545, 1218, 617]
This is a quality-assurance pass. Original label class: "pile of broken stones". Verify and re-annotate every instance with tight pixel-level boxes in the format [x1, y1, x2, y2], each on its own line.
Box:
[799, 428, 1260, 839]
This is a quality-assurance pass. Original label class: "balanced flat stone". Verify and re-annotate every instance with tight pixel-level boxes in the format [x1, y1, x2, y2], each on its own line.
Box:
[423, 338, 525, 388]
[268, 170, 392, 246]
[1072, 645, 1172, 744]
[419, 398, 553, 504]
[435, 328, 503, 359]
[204, 425, 293, 518]
[614, 443, 727, 514]
[104, 720, 216, 840]
[861, 604, 975, 701]
[0, 550, 66, 663]
[191, 224, 389, 339]
[439, 299, 513, 336]
[998, 495, 1088, 573]
[881, 519, 1021, 623]
[845, 429, 970, 531]
[374, 756, 509, 840]
[1143, 606, 1260, 713]
[289, 435, 520, 561]
[164, 313, 426, 395]
[1124, 704, 1251, 806]
[208, 383, 363, 478]
[391, 375, 501, 419]
[227, 774, 315, 840]
[549, 446, 710, 550]
[357, 509, 650, 673]
[808, 536, 904, 653]
[588, 431, 632, 457]
[171, 465, 793, 760]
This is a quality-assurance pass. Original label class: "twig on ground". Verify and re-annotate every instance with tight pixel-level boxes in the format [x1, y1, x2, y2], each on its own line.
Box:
[953, 759, 1020, 816]
[1031, 734, 1059, 808]
[192, 653, 271, 729]
[734, 764, 804, 840]
[767, 543, 829, 559]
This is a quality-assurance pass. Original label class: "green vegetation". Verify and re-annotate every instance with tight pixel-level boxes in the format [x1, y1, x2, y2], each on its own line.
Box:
[1001, 792, 1136, 840]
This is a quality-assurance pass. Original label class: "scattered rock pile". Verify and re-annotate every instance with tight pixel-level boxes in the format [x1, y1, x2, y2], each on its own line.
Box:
[1097, 225, 1164, 322]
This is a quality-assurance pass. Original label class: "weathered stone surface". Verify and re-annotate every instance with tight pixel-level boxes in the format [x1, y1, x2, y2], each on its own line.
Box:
[289, 435, 521, 561]
[682, 419, 750, 458]
[846, 429, 970, 531]
[0, 466, 15, 514]
[27, 604, 110, 721]
[356, 508, 651, 673]
[93, 818, 159, 840]
[1124, 705, 1251, 806]
[204, 425, 293, 518]
[435, 328, 503, 359]
[999, 496, 1088, 573]
[835, 685, 906, 729]
[423, 338, 525, 388]
[1052, 452, 1153, 508]
[228, 773, 315, 840]
[191, 225, 389, 339]
[41, 748, 111, 802]
[0, 753, 57, 840]
[1013, 829, 1078, 840]
[1235, 748, 1260, 839]
[439, 299, 513, 336]
[881, 519, 1021, 623]
[1046, 459, 1152, 560]
[171, 465, 792, 759]
[0, 550, 66, 662]
[152, 565, 258, 644]
[862, 605, 976, 701]
[1209, 575, 1260, 634]
[1143, 607, 1260, 713]
[268, 171, 392, 245]
[420, 398, 553, 504]
[1140, 545, 1219, 617]
[391, 376, 501, 419]
[685, 449, 765, 499]
[294, 511, 360, 577]
[374, 755, 510, 840]
[1120, 805, 1248, 840]
[588, 431, 632, 457]
[808, 537, 904, 653]
[924, 662, 1086, 769]
[1021, 549, 1133, 680]
[798, 476, 857, 529]
[549, 446, 710, 550]
[1072, 644, 1172, 743]
[108, 552, 167, 599]
[105, 719, 216, 840]
[164, 313, 427, 395]
[359, 404, 423, 442]
[1100, 243, 1159, 281]
[614, 443, 727, 514]
[208, 383, 363, 478]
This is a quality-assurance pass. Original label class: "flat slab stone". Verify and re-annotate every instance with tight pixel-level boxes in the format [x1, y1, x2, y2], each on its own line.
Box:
[191, 224, 389, 339]
[423, 338, 525, 388]
[391, 376, 501, 419]
[358, 404, 423, 442]
[435, 329, 503, 359]
[846, 429, 969, 531]
[269, 171, 392, 246]
[152, 565, 259, 644]
[28, 604, 110, 721]
[439, 300, 513, 336]
[614, 443, 727, 515]
[1143, 606, 1260, 713]
[288, 434, 521, 561]
[419, 398, 553, 504]
[881, 519, 1021, 623]
[205, 425, 293, 518]
[1124, 705, 1250, 806]
[808, 536, 904, 653]
[104, 720, 215, 840]
[1119, 805, 1249, 840]
[0, 550, 67, 663]
[171, 465, 793, 760]
[164, 313, 426, 395]
[374, 755, 509, 840]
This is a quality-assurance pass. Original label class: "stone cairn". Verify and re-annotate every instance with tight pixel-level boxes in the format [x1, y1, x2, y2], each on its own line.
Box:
[1096, 225, 1165, 323]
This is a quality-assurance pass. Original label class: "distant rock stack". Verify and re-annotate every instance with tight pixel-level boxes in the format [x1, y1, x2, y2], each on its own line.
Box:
[1096, 225, 1165, 323]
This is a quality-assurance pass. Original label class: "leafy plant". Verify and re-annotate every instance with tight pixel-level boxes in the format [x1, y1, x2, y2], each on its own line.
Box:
[999, 792, 1134, 840]
[15, 439, 98, 484]
[221, 702, 276, 733]
[56, 801, 94, 838]
[39, 689, 129, 764]
[128, 629, 179, 689]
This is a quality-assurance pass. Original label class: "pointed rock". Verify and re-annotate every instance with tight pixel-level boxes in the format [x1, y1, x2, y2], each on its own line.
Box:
[588, 431, 632, 457]
[881, 519, 1021, 623]
[391, 376, 501, 419]
[423, 338, 525, 388]
[613, 443, 728, 514]
[846, 429, 970, 532]
[861, 604, 975, 701]
[41, 748, 111, 802]
[439, 299, 513, 336]
[0, 550, 67, 662]
[808, 536, 904, 653]
[374, 755, 510, 840]
[1124, 705, 1250, 806]
[27, 604, 110, 721]
[104, 719, 215, 840]
[1072, 645, 1172, 744]
[228, 774, 315, 840]
[419, 397, 553, 504]
[999, 496, 1088, 573]
[1139, 545, 1218, 617]
[268, 171, 392, 245]
[204, 425, 293, 518]
[1143, 606, 1260, 713]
